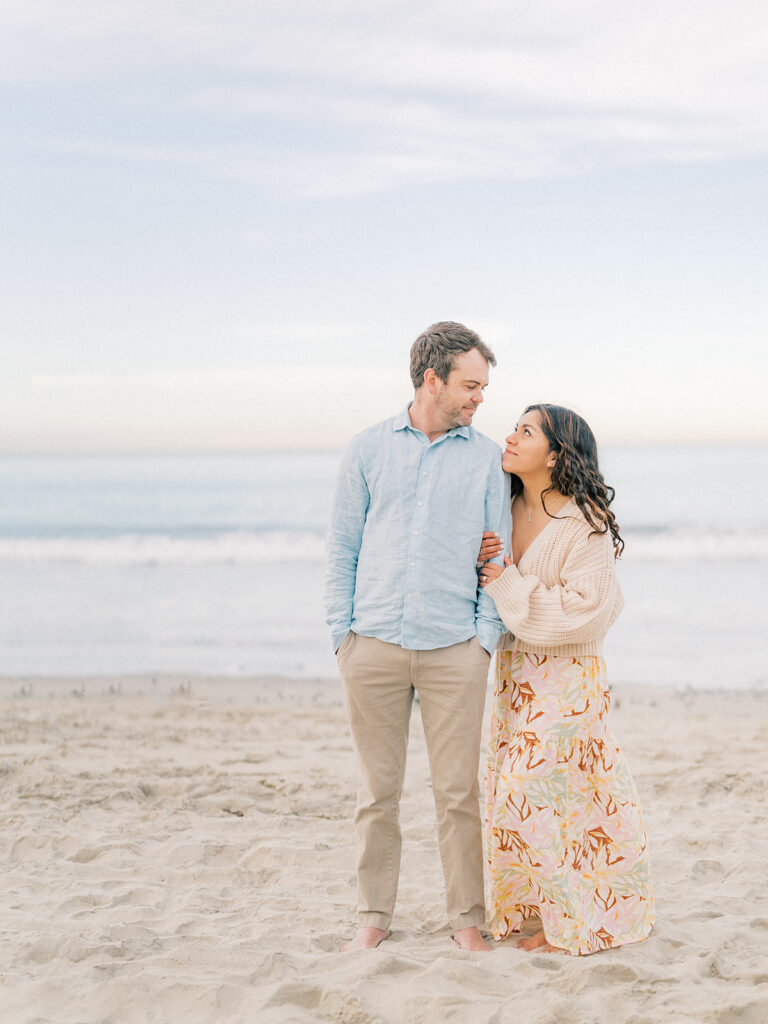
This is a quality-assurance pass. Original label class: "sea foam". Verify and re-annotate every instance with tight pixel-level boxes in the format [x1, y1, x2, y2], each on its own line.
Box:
[0, 528, 766, 564]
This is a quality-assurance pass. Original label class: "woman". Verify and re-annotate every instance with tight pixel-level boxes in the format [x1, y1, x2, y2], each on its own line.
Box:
[478, 404, 654, 955]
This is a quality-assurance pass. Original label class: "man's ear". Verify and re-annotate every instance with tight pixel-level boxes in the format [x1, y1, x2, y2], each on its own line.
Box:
[423, 367, 439, 394]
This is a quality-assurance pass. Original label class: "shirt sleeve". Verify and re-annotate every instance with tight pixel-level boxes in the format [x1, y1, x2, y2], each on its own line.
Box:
[483, 525, 623, 647]
[475, 459, 512, 655]
[323, 438, 370, 652]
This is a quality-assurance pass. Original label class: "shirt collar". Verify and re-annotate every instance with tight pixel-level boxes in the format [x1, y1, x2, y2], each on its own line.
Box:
[393, 403, 471, 440]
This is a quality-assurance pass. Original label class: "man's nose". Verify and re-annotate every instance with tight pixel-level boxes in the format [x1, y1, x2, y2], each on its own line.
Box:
[473, 390, 483, 404]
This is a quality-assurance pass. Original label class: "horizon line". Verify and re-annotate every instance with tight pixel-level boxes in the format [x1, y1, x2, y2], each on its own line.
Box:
[2, 439, 768, 458]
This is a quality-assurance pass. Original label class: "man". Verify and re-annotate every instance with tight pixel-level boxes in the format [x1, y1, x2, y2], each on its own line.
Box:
[324, 322, 510, 952]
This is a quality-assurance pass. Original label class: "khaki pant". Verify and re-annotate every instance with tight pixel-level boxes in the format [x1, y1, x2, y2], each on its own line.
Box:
[336, 632, 490, 932]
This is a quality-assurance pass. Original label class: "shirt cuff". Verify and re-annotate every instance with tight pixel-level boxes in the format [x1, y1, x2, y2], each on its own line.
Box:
[475, 621, 501, 657]
[331, 628, 351, 654]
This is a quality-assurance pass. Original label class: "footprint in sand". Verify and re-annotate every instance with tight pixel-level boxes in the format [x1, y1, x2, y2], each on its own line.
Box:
[319, 988, 387, 1024]
[689, 859, 724, 884]
[262, 981, 322, 1010]
[586, 964, 639, 983]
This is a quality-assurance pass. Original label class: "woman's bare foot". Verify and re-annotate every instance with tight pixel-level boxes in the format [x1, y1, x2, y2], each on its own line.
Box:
[517, 930, 563, 953]
[342, 927, 391, 951]
[451, 926, 491, 951]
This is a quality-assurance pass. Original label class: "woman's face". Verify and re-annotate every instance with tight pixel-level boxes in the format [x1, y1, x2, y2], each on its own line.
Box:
[502, 409, 554, 477]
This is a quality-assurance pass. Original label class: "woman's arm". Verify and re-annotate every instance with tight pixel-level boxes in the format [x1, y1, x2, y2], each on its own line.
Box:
[482, 528, 622, 646]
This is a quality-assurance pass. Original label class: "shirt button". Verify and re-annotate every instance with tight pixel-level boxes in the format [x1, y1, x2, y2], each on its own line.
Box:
[409, 561, 415, 566]
[417, 501, 423, 506]
[413, 530, 419, 535]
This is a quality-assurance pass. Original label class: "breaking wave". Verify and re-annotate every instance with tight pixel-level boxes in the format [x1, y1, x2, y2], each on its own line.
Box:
[1, 527, 767, 564]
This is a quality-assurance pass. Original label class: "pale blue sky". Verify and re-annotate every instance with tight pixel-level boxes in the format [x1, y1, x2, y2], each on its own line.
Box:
[2, 1, 767, 451]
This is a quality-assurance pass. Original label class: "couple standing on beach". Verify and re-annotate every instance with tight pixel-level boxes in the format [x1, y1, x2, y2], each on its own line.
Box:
[324, 322, 655, 956]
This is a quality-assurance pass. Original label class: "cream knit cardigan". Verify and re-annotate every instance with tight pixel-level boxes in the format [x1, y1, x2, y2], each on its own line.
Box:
[484, 497, 624, 658]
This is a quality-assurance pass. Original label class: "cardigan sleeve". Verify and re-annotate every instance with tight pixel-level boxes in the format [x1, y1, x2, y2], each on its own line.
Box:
[483, 525, 623, 647]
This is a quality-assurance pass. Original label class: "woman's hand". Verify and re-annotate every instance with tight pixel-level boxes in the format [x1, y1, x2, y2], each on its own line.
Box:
[478, 555, 513, 587]
[477, 531, 503, 566]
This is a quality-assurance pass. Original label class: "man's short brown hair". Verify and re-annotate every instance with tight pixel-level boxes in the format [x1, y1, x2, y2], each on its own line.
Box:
[409, 322, 496, 390]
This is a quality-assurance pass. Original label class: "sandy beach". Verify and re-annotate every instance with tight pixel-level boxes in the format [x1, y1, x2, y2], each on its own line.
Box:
[1, 674, 767, 1024]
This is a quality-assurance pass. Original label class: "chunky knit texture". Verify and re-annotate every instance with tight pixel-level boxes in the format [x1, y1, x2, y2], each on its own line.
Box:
[484, 498, 624, 657]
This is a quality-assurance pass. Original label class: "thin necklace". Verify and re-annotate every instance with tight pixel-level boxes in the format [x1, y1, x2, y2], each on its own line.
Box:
[526, 494, 568, 523]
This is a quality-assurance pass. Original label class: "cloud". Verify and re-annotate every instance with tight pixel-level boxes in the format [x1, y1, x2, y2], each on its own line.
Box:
[3, 1, 766, 109]
[4, 1, 768, 195]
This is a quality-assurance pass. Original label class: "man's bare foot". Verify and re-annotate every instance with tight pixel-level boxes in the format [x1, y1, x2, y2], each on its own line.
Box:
[451, 926, 491, 951]
[342, 927, 391, 951]
[517, 930, 563, 953]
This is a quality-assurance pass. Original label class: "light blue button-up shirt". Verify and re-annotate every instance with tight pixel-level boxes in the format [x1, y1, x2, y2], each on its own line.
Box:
[324, 404, 511, 656]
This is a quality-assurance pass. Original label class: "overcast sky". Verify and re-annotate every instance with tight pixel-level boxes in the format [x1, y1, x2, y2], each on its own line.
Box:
[2, 1, 767, 451]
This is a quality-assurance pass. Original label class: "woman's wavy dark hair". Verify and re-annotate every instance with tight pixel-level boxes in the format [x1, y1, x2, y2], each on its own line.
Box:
[510, 404, 624, 557]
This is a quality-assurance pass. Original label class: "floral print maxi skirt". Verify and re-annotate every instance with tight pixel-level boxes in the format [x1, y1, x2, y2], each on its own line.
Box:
[484, 650, 655, 955]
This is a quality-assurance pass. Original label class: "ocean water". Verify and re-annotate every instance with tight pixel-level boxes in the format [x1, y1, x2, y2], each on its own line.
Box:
[1, 447, 766, 688]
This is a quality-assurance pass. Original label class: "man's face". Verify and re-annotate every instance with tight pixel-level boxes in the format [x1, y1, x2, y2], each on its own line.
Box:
[432, 348, 489, 429]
